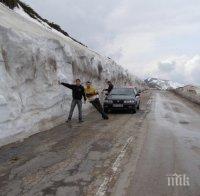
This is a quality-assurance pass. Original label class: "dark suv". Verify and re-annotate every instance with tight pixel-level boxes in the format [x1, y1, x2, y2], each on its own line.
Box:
[103, 87, 141, 114]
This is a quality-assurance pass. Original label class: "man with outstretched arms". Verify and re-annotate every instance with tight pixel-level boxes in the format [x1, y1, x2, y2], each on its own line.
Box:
[59, 79, 86, 123]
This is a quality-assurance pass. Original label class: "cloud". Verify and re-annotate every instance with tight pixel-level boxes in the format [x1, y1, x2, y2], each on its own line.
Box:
[24, 0, 200, 85]
[185, 55, 200, 84]
[154, 55, 200, 85]
[158, 61, 176, 73]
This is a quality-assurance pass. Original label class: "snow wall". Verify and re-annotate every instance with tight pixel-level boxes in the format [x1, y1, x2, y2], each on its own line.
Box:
[173, 89, 200, 105]
[0, 3, 141, 146]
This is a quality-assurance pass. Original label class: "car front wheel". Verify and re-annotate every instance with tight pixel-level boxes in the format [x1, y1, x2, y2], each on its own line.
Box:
[130, 106, 136, 114]
[104, 108, 109, 113]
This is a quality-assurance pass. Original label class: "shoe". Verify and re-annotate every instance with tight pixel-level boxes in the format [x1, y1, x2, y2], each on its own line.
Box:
[102, 113, 109, 120]
[79, 119, 84, 123]
[104, 116, 109, 120]
[66, 119, 71, 123]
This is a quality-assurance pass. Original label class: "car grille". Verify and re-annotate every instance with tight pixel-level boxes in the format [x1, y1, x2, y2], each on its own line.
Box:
[113, 100, 124, 104]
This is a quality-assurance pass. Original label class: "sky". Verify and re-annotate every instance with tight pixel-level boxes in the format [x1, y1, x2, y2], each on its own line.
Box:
[24, 0, 200, 85]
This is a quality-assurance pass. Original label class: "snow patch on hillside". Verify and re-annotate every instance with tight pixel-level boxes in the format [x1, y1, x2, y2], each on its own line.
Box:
[14, 5, 42, 26]
[145, 78, 184, 90]
[14, 5, 68, 40]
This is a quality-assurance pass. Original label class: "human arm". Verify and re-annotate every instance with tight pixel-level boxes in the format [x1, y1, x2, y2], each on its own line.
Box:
[107, 84, 114, 93]
[60, 82, 75, 90]
[103, 84, 113, 93]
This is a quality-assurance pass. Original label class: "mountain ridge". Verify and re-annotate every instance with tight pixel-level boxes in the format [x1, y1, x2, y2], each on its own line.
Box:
[145, 77, 184, 90]
[0, 0, 86, 46]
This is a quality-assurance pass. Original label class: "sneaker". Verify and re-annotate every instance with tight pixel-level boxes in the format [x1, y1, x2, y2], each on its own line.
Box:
[66, 119, 71, 123]
[102, 113, 109, 120]
[104, 116, 109, 120]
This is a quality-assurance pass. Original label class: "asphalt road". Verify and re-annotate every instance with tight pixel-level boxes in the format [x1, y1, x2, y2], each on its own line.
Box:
[123, 91, 200, 196]
[0, 91, 151, 196]
[0, 90, 200, 196]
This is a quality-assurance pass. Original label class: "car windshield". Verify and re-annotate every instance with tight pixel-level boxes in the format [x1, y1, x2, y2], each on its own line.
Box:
[110, 88, 135, 96]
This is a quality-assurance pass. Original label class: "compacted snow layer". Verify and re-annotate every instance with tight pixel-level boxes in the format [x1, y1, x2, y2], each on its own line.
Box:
[145, 78, 183, 90]
[0, 3, 140, 146]
[174, 88, 200, 105]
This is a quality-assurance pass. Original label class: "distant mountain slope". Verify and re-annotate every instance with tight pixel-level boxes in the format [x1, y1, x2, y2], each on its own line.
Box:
[0, 0, 86, 46]
[145, 78, 184, 90]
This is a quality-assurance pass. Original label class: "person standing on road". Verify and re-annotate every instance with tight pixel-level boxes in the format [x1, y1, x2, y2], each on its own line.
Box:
[59, 79, 86, 123]
[103, 80, 114, 95]
[84, 81, 109, 120]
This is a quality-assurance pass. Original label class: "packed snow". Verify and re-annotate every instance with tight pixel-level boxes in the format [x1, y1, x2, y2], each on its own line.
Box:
[174, 85, 200, 105]
[145, 78, 184, 90]
[14, 5, 46, 28]
[0, 3, 142, 146]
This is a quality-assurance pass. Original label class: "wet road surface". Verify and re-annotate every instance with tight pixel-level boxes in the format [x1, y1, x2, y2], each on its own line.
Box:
[0, 91, 151, 196]
[1, 90, 200, 196]
[123, 91, 200, 196]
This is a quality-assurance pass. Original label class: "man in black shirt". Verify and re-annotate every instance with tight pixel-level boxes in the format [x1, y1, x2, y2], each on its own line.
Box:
[103, 81, 114, 95]
[59, 79, 86, 123]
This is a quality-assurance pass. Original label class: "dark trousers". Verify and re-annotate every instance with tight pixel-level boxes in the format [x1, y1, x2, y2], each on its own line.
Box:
[90, 98, 108, 119]
[68, 99, 82, 120]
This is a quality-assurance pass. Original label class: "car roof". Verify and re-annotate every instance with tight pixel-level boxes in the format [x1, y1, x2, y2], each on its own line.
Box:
[113, 86, 136, 89]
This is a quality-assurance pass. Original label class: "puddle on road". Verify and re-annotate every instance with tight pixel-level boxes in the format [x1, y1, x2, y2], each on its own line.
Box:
[9, 156, 20, 163]
[179, 121, 190, 125]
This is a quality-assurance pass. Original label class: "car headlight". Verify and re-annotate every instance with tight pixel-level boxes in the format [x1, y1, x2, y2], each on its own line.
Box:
[124, 100, 135, 104]
[104, 100, 113, 104]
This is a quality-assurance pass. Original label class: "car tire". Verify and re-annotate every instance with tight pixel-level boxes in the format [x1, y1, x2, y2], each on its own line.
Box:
[131, 106, 136, 114]
[104, 108, 109, 114]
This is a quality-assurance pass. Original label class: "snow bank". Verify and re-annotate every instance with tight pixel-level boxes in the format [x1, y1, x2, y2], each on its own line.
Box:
[0, 3, 140, 146]
[173, 87, 200, 105]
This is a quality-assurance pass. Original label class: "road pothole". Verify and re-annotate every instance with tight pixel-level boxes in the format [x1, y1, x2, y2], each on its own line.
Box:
[9, 156, 20, 163]
[91, 139, 113, 153]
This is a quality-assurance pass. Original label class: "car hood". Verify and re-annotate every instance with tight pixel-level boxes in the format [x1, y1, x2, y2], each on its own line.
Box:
[107, 95, 135, 100]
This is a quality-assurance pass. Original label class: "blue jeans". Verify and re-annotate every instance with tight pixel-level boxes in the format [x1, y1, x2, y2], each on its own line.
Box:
[90, 98, 108, 119]
[68, 99, 82, 120]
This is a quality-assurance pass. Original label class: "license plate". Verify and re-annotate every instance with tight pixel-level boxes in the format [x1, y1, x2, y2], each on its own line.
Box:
[113, 104, 123, 108]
